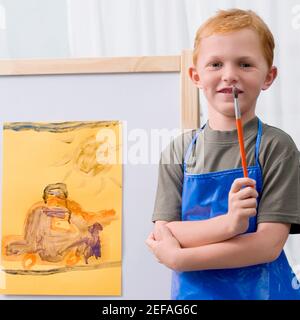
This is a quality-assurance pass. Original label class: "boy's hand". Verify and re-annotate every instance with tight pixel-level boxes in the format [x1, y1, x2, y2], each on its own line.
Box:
[227, 178, 259, 235]
[146, 225, 181, 270]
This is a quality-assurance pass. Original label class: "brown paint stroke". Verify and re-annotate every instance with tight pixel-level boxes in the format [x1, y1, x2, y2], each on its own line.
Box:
[3, 260, 121, 276]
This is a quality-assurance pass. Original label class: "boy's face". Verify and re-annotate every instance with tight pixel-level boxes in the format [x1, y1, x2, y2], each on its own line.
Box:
[190, 28, 277, 123]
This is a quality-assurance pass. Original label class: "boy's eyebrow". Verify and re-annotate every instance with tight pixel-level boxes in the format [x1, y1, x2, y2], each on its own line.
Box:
[206, 55, 255, 60]
[236, 56, 255, 60]
[206, 56, 222, 60]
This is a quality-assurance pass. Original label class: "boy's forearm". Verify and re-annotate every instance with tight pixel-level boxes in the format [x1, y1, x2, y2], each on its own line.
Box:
[165, 215, 235, 248]
[173, 229, 278, 272]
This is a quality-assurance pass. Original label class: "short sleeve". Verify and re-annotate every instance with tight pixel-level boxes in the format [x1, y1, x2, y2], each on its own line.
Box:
[258, 149, 300, 234]
[152, 131, 193, 222]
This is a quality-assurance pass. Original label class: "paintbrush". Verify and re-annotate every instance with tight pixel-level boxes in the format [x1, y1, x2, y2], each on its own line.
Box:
[232, 85, 248, 178]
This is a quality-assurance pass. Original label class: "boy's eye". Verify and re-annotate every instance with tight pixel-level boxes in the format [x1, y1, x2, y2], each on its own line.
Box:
[209, 62, 223, 68]
[240, 63, 252, 68]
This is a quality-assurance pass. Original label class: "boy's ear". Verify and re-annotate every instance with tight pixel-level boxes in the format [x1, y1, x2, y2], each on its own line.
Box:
[189, 67, 202, 88]
[262, 66, 278, 90]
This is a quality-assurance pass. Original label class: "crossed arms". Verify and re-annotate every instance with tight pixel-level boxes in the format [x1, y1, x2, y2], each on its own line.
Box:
[146, 178, 290, 272]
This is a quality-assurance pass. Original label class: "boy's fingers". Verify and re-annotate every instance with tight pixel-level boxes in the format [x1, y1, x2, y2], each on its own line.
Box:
[238, 187, 259, 199]
[230, 178, 256, 193]
[145, 238, 161, 263]
[145, 233, 154, 247]
[145, 238, 154, 250]
[155, 226, 163, 240]
[149, 231, 155, 239]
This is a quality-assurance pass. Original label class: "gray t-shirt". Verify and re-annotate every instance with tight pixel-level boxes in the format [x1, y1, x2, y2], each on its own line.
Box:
[152, 116, 300, 234]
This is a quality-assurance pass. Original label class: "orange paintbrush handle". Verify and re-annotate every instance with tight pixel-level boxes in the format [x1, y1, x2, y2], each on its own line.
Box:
[236, 118, 248, 178]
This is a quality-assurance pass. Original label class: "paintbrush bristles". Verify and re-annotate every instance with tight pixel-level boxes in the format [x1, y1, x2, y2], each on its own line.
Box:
[232, 86, 239, 99]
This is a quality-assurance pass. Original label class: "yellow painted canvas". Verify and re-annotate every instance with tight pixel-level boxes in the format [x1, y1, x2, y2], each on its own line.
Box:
[0, 121, 122, 295]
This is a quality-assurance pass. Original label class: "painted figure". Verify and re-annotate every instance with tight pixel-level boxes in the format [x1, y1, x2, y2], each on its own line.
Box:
[5, 183, 115, 268]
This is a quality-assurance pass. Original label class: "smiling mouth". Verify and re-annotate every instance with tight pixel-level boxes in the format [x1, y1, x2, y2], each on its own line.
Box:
[217, 88, 244, 94]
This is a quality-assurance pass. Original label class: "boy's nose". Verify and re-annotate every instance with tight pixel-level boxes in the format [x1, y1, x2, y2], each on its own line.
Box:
[221, 65, 239, 83]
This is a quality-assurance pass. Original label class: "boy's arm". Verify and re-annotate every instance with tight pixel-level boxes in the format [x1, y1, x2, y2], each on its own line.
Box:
[153, 217, 236, 248]
[154, 178, 258, 248]
[147, 222, 290, 271]
[163, 216, 234, 247]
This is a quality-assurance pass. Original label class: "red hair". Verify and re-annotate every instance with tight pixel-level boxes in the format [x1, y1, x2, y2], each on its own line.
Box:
[193, 9, 275, 68]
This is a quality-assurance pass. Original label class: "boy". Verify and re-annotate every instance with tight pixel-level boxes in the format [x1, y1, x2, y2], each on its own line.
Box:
[146, 9, 300, 300]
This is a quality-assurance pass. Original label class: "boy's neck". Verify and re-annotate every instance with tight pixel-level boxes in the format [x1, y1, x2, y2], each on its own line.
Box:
[208, 110, 256, 131]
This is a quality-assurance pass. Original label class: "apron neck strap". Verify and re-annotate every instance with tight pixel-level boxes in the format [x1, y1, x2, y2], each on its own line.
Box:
[183, 118, 263, 172]
[255, 118, 262, 166]
[183, 124, 205, 172]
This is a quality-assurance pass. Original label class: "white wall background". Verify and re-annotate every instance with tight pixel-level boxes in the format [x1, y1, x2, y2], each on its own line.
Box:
[0, 0, 299, 140]
[0, 0, 300, 298]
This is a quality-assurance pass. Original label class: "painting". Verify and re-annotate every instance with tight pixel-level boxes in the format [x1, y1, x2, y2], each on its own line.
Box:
[0, 121, 122, 295]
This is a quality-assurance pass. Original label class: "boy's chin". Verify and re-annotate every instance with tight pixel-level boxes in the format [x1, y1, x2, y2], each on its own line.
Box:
[212, 104, 254, 119]
[209, 105, 236, 118]
[213, 101, 237, 113]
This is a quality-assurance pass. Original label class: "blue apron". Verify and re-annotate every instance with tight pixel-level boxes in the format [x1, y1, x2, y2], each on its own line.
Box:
[171, 118, 300, 300]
